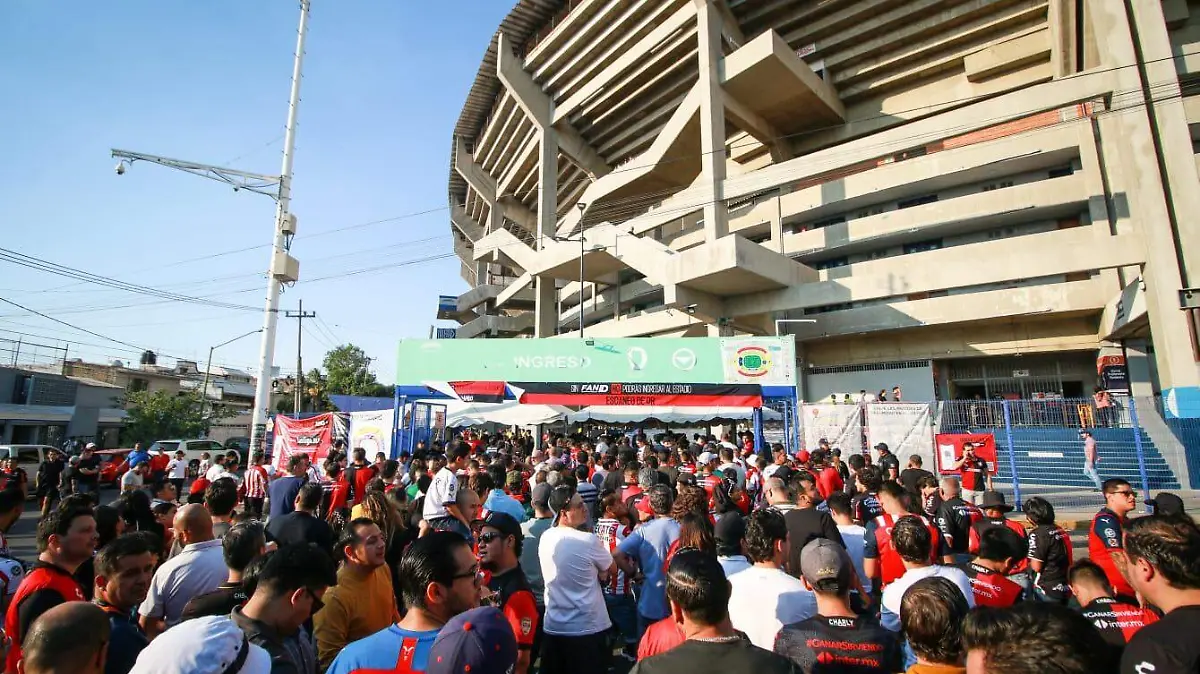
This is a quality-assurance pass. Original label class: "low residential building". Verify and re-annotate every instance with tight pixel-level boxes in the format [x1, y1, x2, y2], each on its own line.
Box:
[0, 366, 127, 447]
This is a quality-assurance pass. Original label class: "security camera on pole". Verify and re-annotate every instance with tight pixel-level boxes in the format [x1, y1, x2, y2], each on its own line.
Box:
[110, 1, 312, 458]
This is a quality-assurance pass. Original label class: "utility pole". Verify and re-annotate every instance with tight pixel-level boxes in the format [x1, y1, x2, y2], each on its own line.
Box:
[249, 0, 311, 453]
[285, 301, 316, 415]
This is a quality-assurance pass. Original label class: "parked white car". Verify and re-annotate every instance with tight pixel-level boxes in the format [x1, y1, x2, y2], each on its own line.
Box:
[149, 439, 241, 477]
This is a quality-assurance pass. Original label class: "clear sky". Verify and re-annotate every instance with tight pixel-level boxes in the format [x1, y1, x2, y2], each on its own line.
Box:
[0, 0, 512, 384]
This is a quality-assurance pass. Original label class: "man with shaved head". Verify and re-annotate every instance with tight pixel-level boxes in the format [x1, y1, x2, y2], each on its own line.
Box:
[18, 602, 109, 674]
[138, 504, 227, 638]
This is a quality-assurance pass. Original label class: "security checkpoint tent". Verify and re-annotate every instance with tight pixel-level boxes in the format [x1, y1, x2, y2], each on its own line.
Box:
[393, 337, 801, 454]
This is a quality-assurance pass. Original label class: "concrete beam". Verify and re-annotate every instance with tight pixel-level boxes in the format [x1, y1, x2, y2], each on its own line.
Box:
[455, 136, 498, 203]
[450, 202, 485, 243]
[724, 93, 792, 161]
[497, 33, 610, 180]
[736, 229, 1145, 316]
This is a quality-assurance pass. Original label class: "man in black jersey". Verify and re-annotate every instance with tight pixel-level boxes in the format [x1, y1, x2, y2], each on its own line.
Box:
[1023, 496, 1073, 603]
[775, 539, 901, 673]
[1120, 515, 1200, 674]
[850, 466, 884, 524]
[934, 476, 980, 564]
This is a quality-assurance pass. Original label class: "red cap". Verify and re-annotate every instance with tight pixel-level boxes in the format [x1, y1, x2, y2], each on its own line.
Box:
[635, 495, 654, 515]
[797, 450, 811, 464]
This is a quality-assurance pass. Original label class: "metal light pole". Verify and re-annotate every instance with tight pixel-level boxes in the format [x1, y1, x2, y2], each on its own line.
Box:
[200, 328, 262, 420]
[112, 1, 312, 457]
[577, 202, 587, 337]
[249, 0, 311, 455]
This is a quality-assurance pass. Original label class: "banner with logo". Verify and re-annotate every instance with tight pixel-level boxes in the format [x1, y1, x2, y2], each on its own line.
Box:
[801, 404, 862, 453]
[515, 382, 762, 407]
[396, 337, 795, 386]
[271, 413, 347, 472]
[349, 410, 394, 459]
[934, 433, 998, 474]
[1097, 355, 1130, 394]
[866, 403, 935, 469]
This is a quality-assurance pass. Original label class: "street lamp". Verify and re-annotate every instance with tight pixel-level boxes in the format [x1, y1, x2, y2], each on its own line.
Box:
[551, 201, 609, 338]
[199, 328, 263, 420]
[774, 318, 817, 335]
[112, 0, 312, 457]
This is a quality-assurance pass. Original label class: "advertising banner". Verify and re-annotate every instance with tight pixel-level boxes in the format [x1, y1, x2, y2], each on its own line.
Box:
[349, 410, 394, 459]
[934, 433, 999, 475]
[866, 403, 935, 469]
[271, 413, 346, 472]
[801, 404, 862, 453]
[1097, 355, 1130, 394]
[396, 337, 796, 386]
[515, 382, 762, 407]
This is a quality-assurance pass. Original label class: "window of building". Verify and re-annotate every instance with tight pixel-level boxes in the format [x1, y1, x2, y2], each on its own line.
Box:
[746, 231, 771, 244]
[898, 194, 939, 209]
[855, 207, 885, 219]
[903, 239, 943, 254]
[982, 180, 1014, 192]
[128, 378, 149, 393]
[814, 257, 849, 270]
[893, 147, 928, 162]
[803, 302, 853, 315]
[1048, 166, 1075, 178]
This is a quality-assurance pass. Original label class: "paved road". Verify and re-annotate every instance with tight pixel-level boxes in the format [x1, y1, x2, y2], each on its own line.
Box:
[7, 487, 122, 561]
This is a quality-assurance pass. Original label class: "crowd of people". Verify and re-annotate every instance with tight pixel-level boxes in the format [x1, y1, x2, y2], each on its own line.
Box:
[0, 428, 1195, 674]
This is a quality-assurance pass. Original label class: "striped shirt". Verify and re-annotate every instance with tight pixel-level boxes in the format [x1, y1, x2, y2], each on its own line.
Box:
[243, 465, 268, 499]
[594, 518, 632, 596]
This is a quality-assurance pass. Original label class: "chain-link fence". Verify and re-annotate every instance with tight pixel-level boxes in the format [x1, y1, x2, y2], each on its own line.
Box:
[800, 396, 1190, 513]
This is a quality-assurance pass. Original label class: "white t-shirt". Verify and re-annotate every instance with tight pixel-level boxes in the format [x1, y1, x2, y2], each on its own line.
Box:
[837, 523, 871, 594]
[880, 565, 975, 632]
[166, 459, 188, 479]
[727, 565, 817, 650]
[121, 470, 144, 491]
[205, 464, 228, 482]
[539, 525, 613, 636]
[423, 467, 459, 520]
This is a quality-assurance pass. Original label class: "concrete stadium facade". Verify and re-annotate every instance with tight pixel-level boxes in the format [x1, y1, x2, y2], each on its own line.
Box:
[444, 0, 1200, 409]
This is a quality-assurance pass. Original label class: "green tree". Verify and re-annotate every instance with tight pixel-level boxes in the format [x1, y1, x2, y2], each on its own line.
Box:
[322, 344, 384, 396]
[275, 367, 334, 414]
[121, 390, 210, 445]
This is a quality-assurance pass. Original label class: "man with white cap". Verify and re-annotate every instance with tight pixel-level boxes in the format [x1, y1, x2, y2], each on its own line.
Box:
[128, 615, 271, 674]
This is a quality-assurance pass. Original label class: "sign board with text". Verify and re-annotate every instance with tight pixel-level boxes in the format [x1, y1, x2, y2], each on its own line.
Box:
[396, 337, 796, 386]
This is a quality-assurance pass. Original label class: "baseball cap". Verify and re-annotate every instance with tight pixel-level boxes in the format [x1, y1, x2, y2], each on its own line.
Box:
[676, 473, 696, 486]
[530, 483, 552, 509]
[799, 538, 853, 592]
[773, 466, 795, 482]
[1145, 492, 1186, 516]
[129, 615, 270, 674]
[426, 606, 517, 674]
[85, 442, 96, 450]
[796, 450, 811, 464]
[873, 443, 889, 452]
[697, 451, 716, 464]
[714, 511, 745, 547]
[635, 494, 654, 516]
[477, 511, 522, 539]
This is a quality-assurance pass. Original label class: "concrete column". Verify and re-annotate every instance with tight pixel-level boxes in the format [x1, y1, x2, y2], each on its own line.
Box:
[534, 127, 559, 338]
[1125, 339, 1158, 398]
[1090, 2, 1200, 411]
[695, 0, 728, 242]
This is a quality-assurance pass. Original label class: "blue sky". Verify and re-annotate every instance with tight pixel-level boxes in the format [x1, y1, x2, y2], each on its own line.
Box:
[0, 1, 511, 384]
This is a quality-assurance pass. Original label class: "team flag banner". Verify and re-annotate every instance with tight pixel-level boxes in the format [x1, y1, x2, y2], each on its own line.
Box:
[349, 410, 394, 460]
[272, 413, 347, 472]
[934, 433, 999, 474]
[801, 404, 862, 453]
[866, 403, 935, 469]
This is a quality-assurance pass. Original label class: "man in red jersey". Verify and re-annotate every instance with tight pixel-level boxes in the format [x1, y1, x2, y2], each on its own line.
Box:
[1069, 559, 1158, 655]
[967, 491, 1030, 589]
[864, 482, 950, 590]
[960, 527, 1027, 607]
[4, 497, 95, 674]
[1089, 478, 1139, 601]
[950, 442, 991, 504]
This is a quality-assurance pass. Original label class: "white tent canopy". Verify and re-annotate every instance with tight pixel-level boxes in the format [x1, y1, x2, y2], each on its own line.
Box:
[438, 400, 569, 427]
[567, 405, 782, 424]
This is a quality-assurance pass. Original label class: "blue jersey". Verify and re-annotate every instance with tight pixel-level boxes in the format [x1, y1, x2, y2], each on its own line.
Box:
[326, 625, 440, 674]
